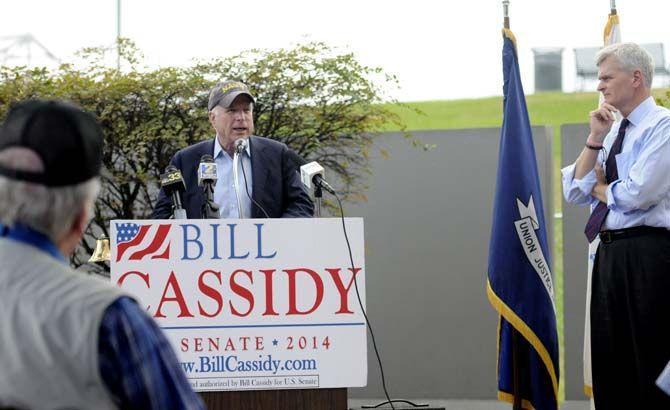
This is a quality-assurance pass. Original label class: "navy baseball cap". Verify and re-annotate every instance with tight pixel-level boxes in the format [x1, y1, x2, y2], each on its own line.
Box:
[0, 99, 104, 187]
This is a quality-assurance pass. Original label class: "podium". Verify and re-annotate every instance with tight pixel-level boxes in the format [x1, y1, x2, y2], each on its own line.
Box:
[200, 388, 347, 409]
[110, 218, 366, 409]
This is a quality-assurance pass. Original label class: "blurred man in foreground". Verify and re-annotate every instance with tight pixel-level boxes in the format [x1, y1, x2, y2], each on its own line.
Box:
[0, 100, 204, 409]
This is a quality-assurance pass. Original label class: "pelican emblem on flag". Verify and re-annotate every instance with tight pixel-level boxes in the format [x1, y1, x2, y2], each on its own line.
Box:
[514, 196, 555, 309]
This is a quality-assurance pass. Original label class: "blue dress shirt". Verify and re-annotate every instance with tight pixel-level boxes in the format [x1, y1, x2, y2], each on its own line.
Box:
[562, 96, 670, 230]
[213, 136, 253, 218]
[99, 297, 205, 409]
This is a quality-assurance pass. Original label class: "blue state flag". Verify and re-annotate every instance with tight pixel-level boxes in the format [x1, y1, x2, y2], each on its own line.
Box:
[486, 29, 559, 410]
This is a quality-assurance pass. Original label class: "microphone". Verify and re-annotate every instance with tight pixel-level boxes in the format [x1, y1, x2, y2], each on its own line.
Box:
[234, 138, 248, 155]
[285, 149, 336, 195]
[300, 161, 335, 195]
[198, 154, 217, 187]
[198, 155, 219, 219]
[160, 165, 187, 219]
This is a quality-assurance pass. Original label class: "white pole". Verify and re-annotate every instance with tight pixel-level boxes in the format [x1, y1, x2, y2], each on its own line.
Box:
[116, 0, 121, 69]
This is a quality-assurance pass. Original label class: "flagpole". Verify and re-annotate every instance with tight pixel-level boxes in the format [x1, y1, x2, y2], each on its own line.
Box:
[512, 332, 524, 410]
[492, 1, 560, 407]
[503, 0, 510, 29]
[502, 3, 524, 407]
[610, 0, 617, 14]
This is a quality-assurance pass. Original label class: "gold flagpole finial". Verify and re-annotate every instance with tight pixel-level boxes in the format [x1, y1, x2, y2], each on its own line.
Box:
[503, 0, 510, 29]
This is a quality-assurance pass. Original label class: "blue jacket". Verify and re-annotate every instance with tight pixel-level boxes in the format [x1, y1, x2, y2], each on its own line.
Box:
[152, 136, 313, 219]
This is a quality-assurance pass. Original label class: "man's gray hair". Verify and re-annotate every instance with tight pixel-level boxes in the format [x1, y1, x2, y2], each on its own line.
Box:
[0, 147, 100, 242]
[596, 42, 654, 88]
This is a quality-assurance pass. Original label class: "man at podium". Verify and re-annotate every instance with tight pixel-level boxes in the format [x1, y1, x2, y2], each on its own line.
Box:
[152, 80, 313, 219]
[0, 100, 204, 409]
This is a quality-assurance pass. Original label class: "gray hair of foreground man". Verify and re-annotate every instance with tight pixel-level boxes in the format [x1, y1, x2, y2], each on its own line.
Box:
[596, 42, 655, 89]
[0, 148, 99, 242]
[0, 99, 104, 243]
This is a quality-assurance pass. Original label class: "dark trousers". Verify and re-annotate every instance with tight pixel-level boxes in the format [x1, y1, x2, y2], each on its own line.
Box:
[591, 229, 670, 409]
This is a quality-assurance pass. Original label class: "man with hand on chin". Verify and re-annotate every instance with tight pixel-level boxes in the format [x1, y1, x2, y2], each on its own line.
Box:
[152, 81, 313, 219]
[562, 43, 670, 408]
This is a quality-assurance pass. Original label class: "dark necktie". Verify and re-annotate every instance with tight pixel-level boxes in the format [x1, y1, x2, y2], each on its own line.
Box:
[584, 118, 630, 242]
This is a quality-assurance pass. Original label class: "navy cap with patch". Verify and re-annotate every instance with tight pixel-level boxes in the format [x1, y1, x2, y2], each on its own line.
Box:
[208, 81, 255, 111]
[0, 100, 104, 187]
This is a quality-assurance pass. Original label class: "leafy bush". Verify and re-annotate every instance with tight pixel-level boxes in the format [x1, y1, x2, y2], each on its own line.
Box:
[0, 39, 410, 268]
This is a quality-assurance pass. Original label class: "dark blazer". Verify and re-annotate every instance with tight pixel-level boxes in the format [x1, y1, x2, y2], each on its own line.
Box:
[152, 136, 313, 219]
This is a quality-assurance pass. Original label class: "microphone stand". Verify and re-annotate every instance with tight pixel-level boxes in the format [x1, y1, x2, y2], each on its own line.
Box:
[232, 151, 246, 218]
[171, 191, 187, 219]
[314, 185, 323, 217]
[201, 181, 219, 219]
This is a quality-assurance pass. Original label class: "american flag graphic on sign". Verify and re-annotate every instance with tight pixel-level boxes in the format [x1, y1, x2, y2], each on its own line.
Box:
[115, 223, 172, 262]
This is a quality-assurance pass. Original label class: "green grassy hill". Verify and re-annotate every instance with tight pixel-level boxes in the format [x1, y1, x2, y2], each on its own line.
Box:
[385, 90, 668, 131]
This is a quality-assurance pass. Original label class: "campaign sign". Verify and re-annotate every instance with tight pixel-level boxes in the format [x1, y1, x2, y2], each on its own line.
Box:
[110, 218, 367, 392]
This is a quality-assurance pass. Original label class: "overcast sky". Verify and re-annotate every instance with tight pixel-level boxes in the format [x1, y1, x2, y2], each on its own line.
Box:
[1, 0, 669, 101]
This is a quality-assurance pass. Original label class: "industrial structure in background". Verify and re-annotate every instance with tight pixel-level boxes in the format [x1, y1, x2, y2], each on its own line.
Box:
[0, 34, 60, 67]
[575, 43, 669, 90]
[533, 47, 564, 92]
[533, 42, 669, 93]
[0, 0, 119, 69]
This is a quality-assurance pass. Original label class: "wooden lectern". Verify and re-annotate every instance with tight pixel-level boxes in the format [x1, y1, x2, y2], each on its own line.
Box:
[200, 388, 347, 410]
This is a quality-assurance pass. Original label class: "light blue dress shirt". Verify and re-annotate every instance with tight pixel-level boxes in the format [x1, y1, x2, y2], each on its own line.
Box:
[562, 96, 670, 230]
[213, 136, 253, 218]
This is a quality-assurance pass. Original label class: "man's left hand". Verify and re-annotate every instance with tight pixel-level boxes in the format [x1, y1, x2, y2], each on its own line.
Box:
[595, 161, 606, 185]
[592, 162, 608, 203]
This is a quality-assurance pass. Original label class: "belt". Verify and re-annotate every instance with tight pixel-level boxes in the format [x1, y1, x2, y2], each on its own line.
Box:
[599, 225, 670, 244]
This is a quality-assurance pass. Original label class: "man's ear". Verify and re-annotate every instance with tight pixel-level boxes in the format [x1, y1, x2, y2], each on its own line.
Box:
[56, 204, 90, 257]
[632, 69, 644, 88]
[72, 205, 89, 238]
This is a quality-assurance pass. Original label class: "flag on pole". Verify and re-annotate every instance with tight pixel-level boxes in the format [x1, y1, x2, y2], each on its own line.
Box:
[583, 8, 621, 400]
[603, 11, 621, 46]
[487, 28, 559, 410]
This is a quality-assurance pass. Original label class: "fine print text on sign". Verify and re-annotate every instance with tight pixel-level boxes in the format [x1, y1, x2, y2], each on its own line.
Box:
[110, 218, 367, 392]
